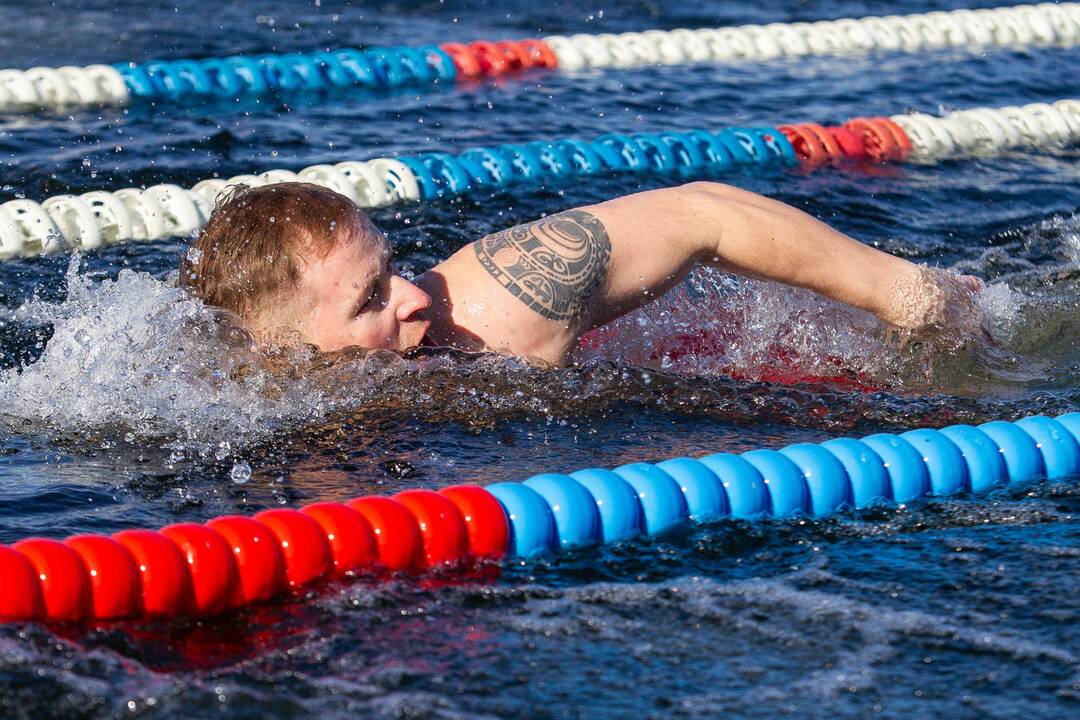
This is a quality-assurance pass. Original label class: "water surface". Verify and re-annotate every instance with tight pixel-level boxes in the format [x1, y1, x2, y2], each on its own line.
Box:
[1, 1, 1079, 718]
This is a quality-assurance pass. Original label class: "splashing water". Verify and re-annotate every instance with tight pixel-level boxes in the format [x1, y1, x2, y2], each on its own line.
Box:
[576, 269, 887, 382]
[0, 255, 1025, 454]
[0, 256, 328, 449]
[576, 266, 1024, 389]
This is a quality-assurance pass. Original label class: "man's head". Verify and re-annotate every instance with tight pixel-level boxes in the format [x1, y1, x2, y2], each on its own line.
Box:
[183, 182, 431, 352]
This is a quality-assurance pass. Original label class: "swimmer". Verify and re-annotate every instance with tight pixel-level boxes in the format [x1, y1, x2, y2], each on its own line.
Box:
[182, 181, 984, 365]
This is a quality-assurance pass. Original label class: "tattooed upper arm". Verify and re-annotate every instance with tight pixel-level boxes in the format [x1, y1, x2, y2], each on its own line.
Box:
[473, 209, 612, 322]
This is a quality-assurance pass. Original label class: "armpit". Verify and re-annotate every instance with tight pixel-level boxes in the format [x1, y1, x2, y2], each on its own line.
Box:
[473, 209, 611, 322]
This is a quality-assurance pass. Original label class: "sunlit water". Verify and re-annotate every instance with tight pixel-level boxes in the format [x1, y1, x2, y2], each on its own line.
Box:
[1, 1, 1079, 718]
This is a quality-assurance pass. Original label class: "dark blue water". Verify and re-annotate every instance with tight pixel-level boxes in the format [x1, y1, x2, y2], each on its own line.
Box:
[1, 1, 1080, 718]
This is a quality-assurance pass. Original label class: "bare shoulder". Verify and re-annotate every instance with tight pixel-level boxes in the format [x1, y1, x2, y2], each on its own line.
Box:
[472, 209, 612, 322]
[418, 209, 612, 363]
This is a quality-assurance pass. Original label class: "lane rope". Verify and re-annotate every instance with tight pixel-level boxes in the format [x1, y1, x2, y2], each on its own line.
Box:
[2, 413, 1079, 621]
[544, 2, 1080, 68]
[1, 98, 1077, 259]
[0, 4, 1076, 112]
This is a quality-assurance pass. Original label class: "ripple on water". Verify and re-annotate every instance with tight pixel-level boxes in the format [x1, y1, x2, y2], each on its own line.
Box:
[1, 1, 1080, 718]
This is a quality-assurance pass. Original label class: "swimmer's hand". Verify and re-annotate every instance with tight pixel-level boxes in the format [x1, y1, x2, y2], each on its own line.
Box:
[881, 267, 990, 343]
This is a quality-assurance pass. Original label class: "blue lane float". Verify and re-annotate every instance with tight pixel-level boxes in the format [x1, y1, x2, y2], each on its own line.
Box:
[113, 46, 457, 101]
[496, 413, 1080, 557]
[569, 468, 644, 543]
[394, 127, 798, 201]
[697, 453, 770, 519]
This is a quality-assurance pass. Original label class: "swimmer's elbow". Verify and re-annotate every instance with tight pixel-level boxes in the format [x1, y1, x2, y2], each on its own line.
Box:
[597, 181, 779, 261]
[675, 182, 781, 236]
[671, 182, 782, 261]
[676, 181, 764, 208]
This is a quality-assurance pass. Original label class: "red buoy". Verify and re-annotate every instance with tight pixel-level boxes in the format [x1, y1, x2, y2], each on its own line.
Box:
[439, 485, 510, 560]
[346, 496, 423, 572]
[113, 529, 196, 616]
[395, 489, 470, 569]
[300, 502, 379, 575]
[12, 538, 92, 621]
[161, 523, 239, 615]
[254, 509, 334, 587]
[0, 545, 45, 620]
[205, 516, 287, 604]
[65, 535, 142, 619]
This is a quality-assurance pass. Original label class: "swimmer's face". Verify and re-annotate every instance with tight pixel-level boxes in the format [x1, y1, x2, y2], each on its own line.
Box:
[291, 224, 431, 352]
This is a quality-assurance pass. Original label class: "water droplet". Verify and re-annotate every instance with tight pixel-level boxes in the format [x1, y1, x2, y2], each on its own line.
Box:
[230, 461, 251, 484]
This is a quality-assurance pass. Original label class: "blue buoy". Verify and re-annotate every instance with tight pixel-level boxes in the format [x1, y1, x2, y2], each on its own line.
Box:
[778, 443, 852, 516]
[697, 453, 770, 518]
[979, 420, 1045, 484]
[818, 438, 890, 507]
[939, 425, 1007, 493]
[741, 449, 810, 517]
[569, 468, 644, 543]
[1015, 416, 1080, 480]
[654, 457, 730, 521]
[861, 434, 930, 502]
[523, 474, 602, 549]
[612, 463, 688, 536]
[485, 482, 556, 557]
[900, 428, 969, 495]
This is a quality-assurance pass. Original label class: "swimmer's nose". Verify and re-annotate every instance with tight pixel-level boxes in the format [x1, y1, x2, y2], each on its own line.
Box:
[391, 275, 432, 322]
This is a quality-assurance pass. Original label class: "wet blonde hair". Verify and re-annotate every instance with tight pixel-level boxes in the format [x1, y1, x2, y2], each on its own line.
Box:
[181, 182, 378, 332]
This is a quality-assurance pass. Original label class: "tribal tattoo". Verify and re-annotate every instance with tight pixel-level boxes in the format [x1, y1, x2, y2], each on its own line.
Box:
[473, 209, 612, 322]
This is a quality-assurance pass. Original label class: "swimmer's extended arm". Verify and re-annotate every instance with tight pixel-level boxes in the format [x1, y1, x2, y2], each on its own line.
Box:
[425, 181, 978, 364]
[581, 181, 969, 331]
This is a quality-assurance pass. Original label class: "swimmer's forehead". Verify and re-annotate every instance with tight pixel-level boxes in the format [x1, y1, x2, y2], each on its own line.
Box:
[341, 209, 388, 254]
[341, 222, 390, 294]
[295, 214, 389, 301]
[351, 222, 390, 269]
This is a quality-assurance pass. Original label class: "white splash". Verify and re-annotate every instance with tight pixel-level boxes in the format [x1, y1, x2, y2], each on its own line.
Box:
[0, 253, 1029, 449]
[0, 256, 335, 447]
[1055, 213, 1080, 264]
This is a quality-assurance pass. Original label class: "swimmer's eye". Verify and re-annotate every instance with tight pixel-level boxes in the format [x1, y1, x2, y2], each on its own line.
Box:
[353, 295, 373, 316]
[353, 267, 392, 316]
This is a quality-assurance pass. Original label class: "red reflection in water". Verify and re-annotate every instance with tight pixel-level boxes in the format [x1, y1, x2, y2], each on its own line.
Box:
[46, 561, 504, 672]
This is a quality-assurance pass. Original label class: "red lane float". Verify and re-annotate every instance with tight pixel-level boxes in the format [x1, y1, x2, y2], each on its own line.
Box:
[113, 529, 195, 616]
[254, 509, 334, 588]
[0, 545, 45, 619]
[346, 496, 425, 572]
[0, 484, 505, 623]
[160, 523, 240, 616]
[395, 490, 470, 569]
[300, 502, 378, 575]
[65, 535, 142, 619]
[439, 485, 510, 560]
[780, 117, 910, 166]
[438, 38, 557, 78]
[204, 516, 286, 605]
[12, 539, 92, 621]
